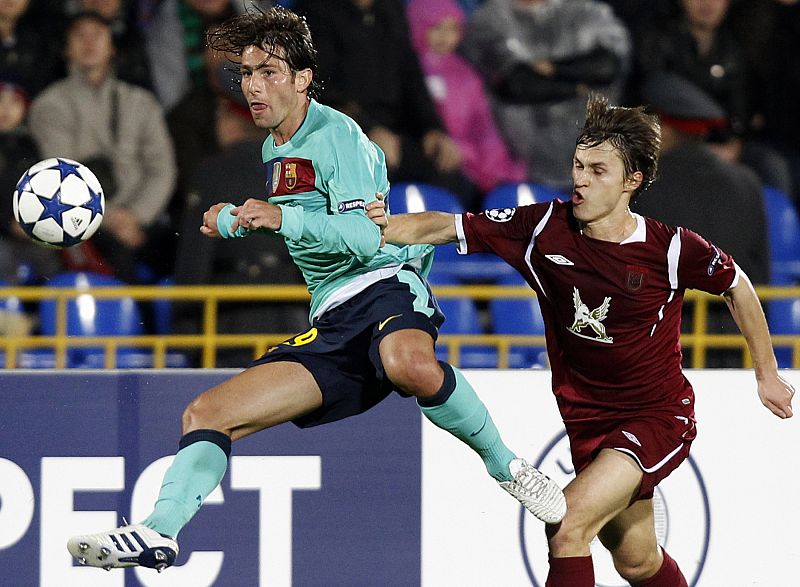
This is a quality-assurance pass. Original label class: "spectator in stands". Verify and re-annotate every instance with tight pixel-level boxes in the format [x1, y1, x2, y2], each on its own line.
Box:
[296, 0, 477, 209]
[405, 0, 526, 198]
[633, 72, 770, 285]
[166, 34, 261, 226]
[0, 76, 64, 284]
[602, 0, 678, 32]
[172, 107, 306, 366]
[461, 0, 630, 194]
[64, 0, 153, 90]
[145, 0, 271, 111]
[28, 11, 177, 284]
[728, 0, 800, 210]
[632, 72, 770, 367]
[0, 0, 61, 98]
[633, 0, 794, 201]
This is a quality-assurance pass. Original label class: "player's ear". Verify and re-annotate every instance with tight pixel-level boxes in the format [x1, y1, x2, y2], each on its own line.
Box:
[625, 171, 643, 193]
[295, 68, 312, 94]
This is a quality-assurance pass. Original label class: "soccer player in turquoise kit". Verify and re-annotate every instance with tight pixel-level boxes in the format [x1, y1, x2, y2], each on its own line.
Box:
[67, 7, 565, 572]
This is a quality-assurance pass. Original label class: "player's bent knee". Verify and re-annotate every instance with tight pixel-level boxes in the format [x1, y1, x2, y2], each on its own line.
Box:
[612, 549, 662, 582]
[383, 351, 442, 396]
[181, 394, 223, 434]
[546, 511, 598, 554]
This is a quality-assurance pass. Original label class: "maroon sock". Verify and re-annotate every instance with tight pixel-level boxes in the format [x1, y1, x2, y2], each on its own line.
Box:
[633, 548, 688, 587]
[545, 555, 594, 587]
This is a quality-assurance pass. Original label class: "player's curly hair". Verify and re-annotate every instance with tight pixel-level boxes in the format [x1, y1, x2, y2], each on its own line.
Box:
[576, 94, 661, 198]
[207, 5, 321, 99]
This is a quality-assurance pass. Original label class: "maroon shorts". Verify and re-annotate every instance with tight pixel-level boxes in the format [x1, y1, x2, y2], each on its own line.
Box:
[565, 411, 697, 501]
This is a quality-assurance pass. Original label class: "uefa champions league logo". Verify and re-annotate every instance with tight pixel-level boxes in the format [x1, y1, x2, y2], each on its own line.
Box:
[519, 431, 711, 586]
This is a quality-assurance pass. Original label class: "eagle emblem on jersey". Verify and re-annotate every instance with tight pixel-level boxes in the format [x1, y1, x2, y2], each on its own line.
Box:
[569, 287, 613, 343]
[284, 163, 298, 189]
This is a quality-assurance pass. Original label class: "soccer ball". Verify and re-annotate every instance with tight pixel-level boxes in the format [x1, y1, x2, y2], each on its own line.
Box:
[12, 157, 105, 248]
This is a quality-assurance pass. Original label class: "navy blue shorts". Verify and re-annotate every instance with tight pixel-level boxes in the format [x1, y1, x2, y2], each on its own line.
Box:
[251, 268, 445, 428]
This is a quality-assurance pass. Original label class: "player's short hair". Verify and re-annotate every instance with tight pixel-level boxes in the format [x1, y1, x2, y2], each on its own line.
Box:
[576, 94, 661, 197]
[207, 5, 321, 99]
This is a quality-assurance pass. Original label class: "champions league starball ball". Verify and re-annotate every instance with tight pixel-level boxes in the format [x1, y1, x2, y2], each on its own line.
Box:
[12, 157, 105, 248]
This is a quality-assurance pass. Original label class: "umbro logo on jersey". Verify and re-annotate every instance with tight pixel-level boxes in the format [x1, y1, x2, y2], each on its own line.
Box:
[545, 254, 574, 266]
[707, 245, 721, 276]
[622, 430, 642, 447]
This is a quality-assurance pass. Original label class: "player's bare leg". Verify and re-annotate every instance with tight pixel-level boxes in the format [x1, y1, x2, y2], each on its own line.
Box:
[380, 329, 566, 524]
[544, 449, 644, 586]
[180, 361, 322, 440]
[599, 499, 688, 586]
[67, 361, 322, 571]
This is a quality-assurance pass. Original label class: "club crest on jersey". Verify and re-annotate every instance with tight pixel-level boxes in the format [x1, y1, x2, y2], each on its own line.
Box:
[338, 199, 366, 213]
[625, 264, 648, 291]
[485, 207, 515, 222]
[284, 163, 298, 190]
[568, 287, 613, 343]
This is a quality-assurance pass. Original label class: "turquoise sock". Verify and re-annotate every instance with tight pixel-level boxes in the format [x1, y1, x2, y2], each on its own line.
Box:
[419, 365, 516, 481]
[141, 438, 229, 539]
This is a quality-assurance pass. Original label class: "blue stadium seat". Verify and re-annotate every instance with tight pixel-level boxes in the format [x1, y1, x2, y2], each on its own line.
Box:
[388, 182, 464, 215]
[388, 182, 514, 283]
[489, 273, 548, 368]
[152, 276, 175, 336]
[767, 298, 800, 368]
[434, 276, 497, 368]
[22, 272, 145, 368]
[483, 182, 566, 211]
[16, 271, 186, 368]
[763, 186, 800, 285]
[0, 279, 24, 314]
[762, 187, 800, 367]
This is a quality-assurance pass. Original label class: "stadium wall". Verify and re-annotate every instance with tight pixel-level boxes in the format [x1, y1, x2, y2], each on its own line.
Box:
[1, 369, 798, 586]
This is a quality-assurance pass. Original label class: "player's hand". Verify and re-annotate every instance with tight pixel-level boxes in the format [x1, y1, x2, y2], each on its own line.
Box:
[231, 198, 283, 232]
[367, 192, 388, 247]
[200, 202, 230, 238]
[757, 372, 795, 419]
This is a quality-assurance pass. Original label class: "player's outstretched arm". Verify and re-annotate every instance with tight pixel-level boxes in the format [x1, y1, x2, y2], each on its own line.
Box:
[723, 272, 795, 419]
[366, 198, 458, 245]
[201, 199, 283, 239]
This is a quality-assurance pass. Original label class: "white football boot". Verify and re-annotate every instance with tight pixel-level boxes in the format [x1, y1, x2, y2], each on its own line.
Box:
[67, 523, 178, 572]
[499, 458, 567, 524]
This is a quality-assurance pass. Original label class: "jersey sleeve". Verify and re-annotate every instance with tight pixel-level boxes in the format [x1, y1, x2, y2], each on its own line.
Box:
[677, 227, 739, 294]
[277, 204, 381, 258]
[325, 124, 389, 209]
[456, 203, 552, 262]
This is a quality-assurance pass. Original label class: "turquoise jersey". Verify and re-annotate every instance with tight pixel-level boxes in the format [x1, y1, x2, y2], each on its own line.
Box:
[216, 99, 434, 319]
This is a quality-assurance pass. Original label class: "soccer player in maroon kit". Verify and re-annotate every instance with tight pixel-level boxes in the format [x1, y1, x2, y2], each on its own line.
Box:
[367, 95, 795, 586]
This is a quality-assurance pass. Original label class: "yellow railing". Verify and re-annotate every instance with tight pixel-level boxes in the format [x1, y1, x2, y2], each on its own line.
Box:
[1, 284, 799, 369]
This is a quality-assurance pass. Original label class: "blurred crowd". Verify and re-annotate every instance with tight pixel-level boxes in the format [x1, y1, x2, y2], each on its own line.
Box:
[0, 0, 798, 344]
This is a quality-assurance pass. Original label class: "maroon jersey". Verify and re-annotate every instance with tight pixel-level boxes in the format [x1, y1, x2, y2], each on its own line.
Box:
[456, 200, 739, 422]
